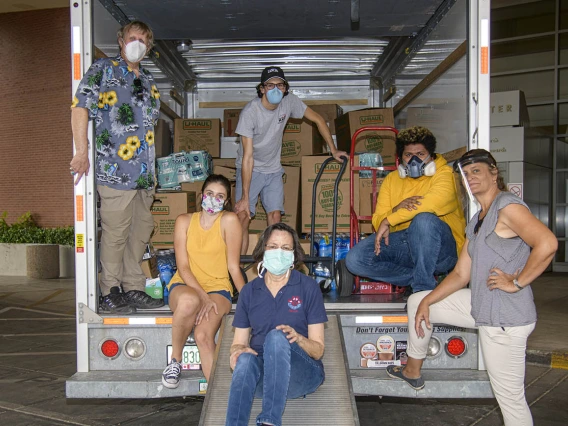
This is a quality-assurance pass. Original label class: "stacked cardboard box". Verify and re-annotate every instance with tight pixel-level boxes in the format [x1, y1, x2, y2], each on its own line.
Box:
[154, 119, 172, 158]
[335, 108, 396, 164]
[174, 118, 221, 157]
[150, 191, 197, 248]
[281, 118, 325, 166]
[309, 104, 343, 134]
[223, 109, 241, 137]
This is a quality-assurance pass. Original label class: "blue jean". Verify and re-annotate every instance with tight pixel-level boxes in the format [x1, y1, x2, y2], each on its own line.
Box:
[345, 213, 458, 292]
[225, 329, 325, 426]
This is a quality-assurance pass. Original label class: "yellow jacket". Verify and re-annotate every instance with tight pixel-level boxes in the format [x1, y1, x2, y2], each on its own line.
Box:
[372, 155, 466, 255]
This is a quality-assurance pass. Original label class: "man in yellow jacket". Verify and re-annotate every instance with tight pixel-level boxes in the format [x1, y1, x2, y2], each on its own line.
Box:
[345, 127, 465, 293]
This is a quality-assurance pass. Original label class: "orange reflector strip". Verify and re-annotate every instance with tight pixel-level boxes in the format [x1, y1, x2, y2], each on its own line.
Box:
[73, 53, 81, 80]
[76, 195, 84, 222]
[156, 318, 173, 325]
[104, 318, 129, 325]
[481, 47, 488, 74]
[382, 316, 408, 323]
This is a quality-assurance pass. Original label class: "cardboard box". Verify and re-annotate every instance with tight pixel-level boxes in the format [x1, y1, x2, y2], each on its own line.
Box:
[335, 108, 396, 164]
[309, 104, 344, 134]
[281, 118, 325, 167]
[145, 277, 163, 299]
[151, 191, 197, 248]
[213, 158, 236, 168]
[223, 109, 242, 137]
[490, 127, 552, 166]
[213, 165, 237, 181]
[174, 118, 221, 157]
[141, 256, 158, 279]
[154, 119, 172, 158]
[358, 177, 385, 233]
[301, 155, 359, 233]
[250, 165, 301, 232]
[490, 90, 529, 128]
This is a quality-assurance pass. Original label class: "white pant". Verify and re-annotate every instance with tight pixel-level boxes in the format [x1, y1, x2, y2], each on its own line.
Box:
[407, 290, 536, 426]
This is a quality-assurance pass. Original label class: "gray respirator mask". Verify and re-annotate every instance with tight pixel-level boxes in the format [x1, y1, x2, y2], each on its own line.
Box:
[398, 155, 436, 179]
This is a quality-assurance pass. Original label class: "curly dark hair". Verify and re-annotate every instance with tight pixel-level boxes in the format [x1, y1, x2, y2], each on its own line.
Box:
[252, 223, 304, 267]
[200, 174, 233, 211]
[396, 126, 437, 161]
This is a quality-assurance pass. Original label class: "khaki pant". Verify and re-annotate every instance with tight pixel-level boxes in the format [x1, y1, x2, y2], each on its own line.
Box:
[97, 186, 155, 296]
[407, 289, 536, 426]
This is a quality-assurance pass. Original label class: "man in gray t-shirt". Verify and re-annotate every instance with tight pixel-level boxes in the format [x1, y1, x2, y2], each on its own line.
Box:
[234, 66, 347, 254]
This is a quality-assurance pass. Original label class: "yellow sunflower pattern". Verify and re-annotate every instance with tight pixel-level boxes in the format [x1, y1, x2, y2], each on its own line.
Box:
[145, 130, 154, 146]
[118, 143, 134, 161]
[70, 96, 79, 108]
[126, 135, 141, 151]
[151, 85, 160, 99]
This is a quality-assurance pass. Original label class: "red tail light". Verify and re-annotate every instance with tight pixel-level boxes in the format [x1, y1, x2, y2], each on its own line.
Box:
[445, 336, 467, 358]
[100, 339, 120, 359]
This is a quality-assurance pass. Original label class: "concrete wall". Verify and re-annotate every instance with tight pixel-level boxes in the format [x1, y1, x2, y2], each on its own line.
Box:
[0, 8, 74, 227]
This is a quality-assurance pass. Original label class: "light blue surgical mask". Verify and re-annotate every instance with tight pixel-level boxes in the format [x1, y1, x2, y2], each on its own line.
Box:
[266, 87, 284, 105]
[262, 248, 294, 276]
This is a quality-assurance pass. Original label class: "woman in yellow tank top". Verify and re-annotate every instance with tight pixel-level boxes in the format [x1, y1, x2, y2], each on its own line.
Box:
[161, 174, 245, 389]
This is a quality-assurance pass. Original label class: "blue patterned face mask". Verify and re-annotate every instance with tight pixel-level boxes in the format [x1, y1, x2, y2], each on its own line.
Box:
[201, 194, 224, 214]
[266, 87, 284, 105]
[262, 248, 294, 276]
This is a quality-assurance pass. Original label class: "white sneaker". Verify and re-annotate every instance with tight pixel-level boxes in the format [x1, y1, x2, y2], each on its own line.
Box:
[162, 358, 181, 389]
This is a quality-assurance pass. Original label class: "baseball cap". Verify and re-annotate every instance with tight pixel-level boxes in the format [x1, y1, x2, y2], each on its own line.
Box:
[261, 66, 286, 84]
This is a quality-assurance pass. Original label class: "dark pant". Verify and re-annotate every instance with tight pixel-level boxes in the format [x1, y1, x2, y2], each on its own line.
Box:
[225, 329, 325, 426]
[345, 213, 458, 292]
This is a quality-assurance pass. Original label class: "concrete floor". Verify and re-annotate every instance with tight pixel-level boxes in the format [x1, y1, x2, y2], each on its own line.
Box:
[0, 272, 567, 425]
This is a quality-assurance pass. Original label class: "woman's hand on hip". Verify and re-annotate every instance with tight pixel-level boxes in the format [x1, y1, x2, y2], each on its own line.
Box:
[487, 268, 521, 293]
[196, 294, 218, 325]
[276, 324, 302, 344]
[414, 299, 432, 338]
[229, 346, 257, 370]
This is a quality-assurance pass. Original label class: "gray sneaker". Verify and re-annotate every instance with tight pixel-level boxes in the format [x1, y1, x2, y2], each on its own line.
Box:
[386, 365, 425, 390]
[99, 287, 136, 314]
[124, 290, 164, 309]
[162, 358, 182, 389]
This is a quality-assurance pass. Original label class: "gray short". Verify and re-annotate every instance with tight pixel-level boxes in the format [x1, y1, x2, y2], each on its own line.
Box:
[235, 168, 285, 217]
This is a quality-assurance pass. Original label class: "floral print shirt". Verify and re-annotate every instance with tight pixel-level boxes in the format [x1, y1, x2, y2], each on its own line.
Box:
[72, 55, 160, 190]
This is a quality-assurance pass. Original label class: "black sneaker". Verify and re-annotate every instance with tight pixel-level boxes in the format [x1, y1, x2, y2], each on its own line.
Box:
[100, 287, 136, 314]
[124, 290, 165, 309]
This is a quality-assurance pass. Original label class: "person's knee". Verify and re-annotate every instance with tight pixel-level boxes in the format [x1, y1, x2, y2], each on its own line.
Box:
[234, 352, 259, 375]
[264, 329, 288, 349]
[175, 293, 200, 316]
[407, 291, 430, 317]
[409, 213, 439, 230]
[266, 210, 281, 225]
[194, 329, 214, 348]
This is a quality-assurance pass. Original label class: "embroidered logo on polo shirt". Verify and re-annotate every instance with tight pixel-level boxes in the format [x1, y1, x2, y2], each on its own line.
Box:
[278, 114, 286, 124]
[288, 296, 302, 311]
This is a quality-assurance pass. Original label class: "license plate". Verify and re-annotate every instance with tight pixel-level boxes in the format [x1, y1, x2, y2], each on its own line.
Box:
[167, 345, 201, 370]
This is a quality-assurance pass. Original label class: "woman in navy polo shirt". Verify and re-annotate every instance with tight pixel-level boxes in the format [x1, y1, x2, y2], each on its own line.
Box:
[225, 223, 328, 426]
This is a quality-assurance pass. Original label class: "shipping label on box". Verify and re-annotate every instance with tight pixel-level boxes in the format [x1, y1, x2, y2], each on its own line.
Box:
[174, 118, 221, 157]
[309, 104, 344, 134]
[301, 155, 359, 233]
[281, 118, 325, 167]
[223, 109, 241, 137]
[490, 90, 529, 128]
[151, 191, 197, 247]
[250, 166, 300, 232]
[335, 108, 396, 164]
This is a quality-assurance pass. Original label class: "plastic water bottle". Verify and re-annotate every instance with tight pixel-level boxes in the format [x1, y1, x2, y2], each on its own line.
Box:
[318, 234, 332, 259]
[311, 233, 320, 256]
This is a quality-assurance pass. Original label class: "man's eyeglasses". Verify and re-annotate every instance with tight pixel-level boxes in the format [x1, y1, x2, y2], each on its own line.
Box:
[265, 244, 294, 252]
[133, 78, 145, 100]
[264, 82, 286, 90]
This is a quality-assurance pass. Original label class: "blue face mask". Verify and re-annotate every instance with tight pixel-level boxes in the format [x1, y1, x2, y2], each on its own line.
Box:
[262, 249, 294, 276]
[266, 87, 284, 105]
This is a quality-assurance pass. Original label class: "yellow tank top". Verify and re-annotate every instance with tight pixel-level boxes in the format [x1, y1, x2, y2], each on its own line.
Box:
[167, 212, 232, 294]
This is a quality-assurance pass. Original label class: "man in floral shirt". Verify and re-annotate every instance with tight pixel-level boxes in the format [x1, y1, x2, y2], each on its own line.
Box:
[70, 21, 163, 313]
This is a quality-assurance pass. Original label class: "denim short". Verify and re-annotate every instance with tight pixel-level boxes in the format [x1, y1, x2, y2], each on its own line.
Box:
[169, 283, 232, 304]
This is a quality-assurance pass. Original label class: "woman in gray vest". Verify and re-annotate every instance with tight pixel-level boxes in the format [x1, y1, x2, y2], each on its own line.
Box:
[385, 149, 557, 426]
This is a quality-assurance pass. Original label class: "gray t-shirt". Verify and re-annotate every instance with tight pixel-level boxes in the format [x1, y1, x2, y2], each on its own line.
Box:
[235, 93, 307, 173]
[466, 191, 536, 327]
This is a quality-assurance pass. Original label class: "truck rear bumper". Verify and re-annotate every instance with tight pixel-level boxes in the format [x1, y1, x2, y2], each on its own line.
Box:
[66, 370, 206, 399]
[351, 369, 494, 398]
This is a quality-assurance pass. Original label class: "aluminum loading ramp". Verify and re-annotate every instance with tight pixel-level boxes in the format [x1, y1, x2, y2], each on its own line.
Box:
[199, 315, 359, 426]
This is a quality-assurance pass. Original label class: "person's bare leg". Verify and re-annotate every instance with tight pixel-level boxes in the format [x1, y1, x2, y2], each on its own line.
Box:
[402, 357, 424, 379]
[169, 286, 201, 362]
[238, 211, 251, 255]
[193, 294, 232, 381]
[267, 210, 281, 226]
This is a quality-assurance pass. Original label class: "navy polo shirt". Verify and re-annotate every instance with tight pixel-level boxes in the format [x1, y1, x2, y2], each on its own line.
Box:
[233, 270, 328, 357]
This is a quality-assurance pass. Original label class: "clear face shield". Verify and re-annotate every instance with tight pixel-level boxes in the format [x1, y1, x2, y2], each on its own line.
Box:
[453, 152, 497, 208]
